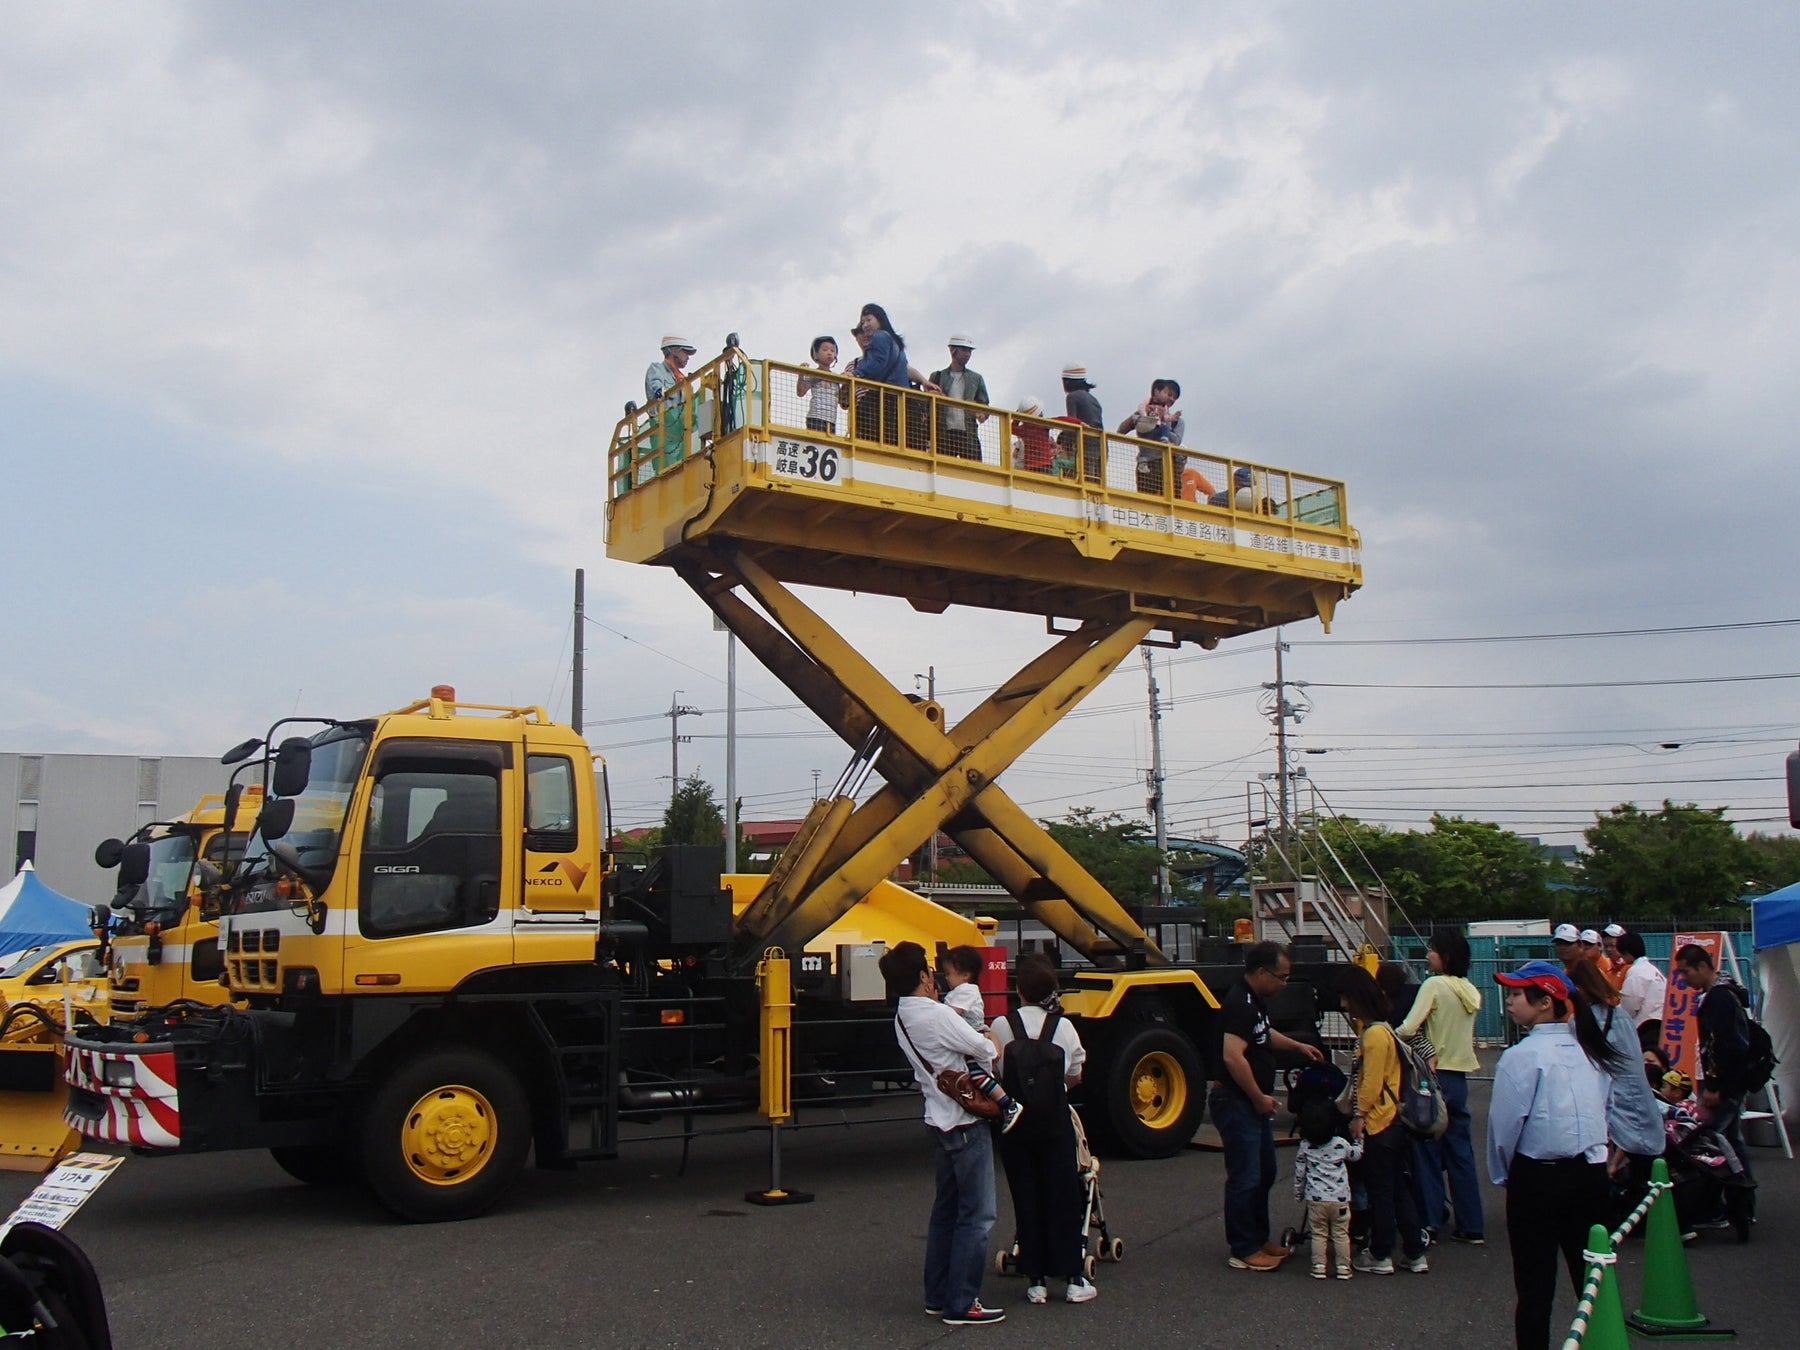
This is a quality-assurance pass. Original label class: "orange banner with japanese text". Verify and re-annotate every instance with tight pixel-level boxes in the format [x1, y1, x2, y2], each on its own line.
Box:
[1659, 931, 1724, 1083]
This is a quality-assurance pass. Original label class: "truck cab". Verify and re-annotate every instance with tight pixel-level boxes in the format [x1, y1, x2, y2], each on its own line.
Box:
[96, 793, 253, 1014]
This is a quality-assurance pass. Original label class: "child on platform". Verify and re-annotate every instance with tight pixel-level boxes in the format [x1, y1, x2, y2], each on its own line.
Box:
[939, 945, 1025, 1133]
[1293, 1097, 1364, 1279]
[794, 336, 844, 433]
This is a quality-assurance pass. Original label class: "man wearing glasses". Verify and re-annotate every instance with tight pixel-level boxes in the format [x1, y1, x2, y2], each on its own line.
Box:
[1211, 941, 1324, 1271]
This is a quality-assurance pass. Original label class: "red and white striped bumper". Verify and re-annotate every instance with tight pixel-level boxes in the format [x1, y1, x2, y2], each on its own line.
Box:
[63, 1043, 182, 1149]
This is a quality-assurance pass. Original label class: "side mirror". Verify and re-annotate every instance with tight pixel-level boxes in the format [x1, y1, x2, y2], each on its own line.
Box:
[258, 797, 297, 841]
[272, 737, 312, 798]
[94, 838, 126, 870]
[220, 737, 264, 766]
[222, 782, 243, 835]
[118, 841, 152, 888]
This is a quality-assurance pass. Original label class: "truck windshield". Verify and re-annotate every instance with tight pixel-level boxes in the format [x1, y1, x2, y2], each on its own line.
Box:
[241, 724, 372, 892]
[140, 831, 198, 915]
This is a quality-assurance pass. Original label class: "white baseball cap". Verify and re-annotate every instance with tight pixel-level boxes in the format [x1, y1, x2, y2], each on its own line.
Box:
[1579, 928, 1602, 945]
[1552, 923, 1581, 944]
[1604, 923, 1626, 938]
[947, 334, 976, 349]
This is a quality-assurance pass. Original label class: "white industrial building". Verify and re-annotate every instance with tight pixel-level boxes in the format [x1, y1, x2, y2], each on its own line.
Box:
[3, 752, 231, 904]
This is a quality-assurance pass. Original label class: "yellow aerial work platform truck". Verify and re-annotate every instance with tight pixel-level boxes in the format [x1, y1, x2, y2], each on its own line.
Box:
[61, 349, 1361, 1221]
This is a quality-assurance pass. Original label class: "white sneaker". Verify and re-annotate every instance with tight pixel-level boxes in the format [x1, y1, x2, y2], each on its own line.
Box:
[1403, 1254, 1430, 1274]
[1024, 1284, 1047, 1305]
[1352, 1253, 1394, 1275]
[1065, 1278, 1097, 1304]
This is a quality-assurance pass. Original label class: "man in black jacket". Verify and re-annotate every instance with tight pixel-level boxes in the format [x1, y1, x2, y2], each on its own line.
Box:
[1673, 943, 1757, 1187]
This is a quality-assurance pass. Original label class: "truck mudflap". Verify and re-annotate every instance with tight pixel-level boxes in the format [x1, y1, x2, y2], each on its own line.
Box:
[63, 1041, 181, 1149]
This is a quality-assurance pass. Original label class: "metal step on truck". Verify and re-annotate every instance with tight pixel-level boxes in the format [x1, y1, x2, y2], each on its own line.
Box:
[60, 345, 1367, 1222]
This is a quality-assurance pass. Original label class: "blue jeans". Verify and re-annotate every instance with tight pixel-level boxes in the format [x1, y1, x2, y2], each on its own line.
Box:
[1210, 1087, 1276, 1258]
[1411, 1068, 1485, 1237]
[925, 1122, 996, 1315]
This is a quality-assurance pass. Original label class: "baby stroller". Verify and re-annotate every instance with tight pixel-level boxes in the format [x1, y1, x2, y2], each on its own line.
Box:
[1278, 1062, 1351, 1255]
[1661, 1112, 1757, 1244]
[994, 1106, 1125, 1280]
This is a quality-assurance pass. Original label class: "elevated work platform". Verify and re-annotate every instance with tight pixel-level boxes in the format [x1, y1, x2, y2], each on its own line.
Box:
[604, 351, 1363, 968]
[607, 352, 1361, 646]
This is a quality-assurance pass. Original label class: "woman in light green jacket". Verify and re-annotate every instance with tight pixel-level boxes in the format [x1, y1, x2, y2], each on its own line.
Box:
[1397, 930, 1485, 1243]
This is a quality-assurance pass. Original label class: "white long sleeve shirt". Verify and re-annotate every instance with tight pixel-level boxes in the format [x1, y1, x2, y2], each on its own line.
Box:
[1618, 956, 1669, 1027]
[1487, 1021, 1610, 1184]
[895, 995, 996, 1132]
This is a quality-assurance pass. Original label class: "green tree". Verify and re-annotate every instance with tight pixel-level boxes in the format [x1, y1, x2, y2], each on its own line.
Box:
[1743, 831, 1800, 895]
[1309, 813, 1551, 921]
[1042, 807, 1164, 905]
[661, 773, 725, 849]
[1575, 801, 1755, 918]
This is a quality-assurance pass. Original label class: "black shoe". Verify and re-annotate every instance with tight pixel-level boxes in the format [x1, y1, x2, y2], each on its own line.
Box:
[1449, 1231, 1486, 1246]
[943, 1302, 1006, 1325]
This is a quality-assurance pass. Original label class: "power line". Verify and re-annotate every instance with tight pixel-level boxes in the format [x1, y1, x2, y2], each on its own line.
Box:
[1289, 618, 1800, 647]
[1309, 672, 1800, 691]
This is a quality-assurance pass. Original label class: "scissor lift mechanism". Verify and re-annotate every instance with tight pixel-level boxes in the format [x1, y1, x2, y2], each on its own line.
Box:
[607, 352, 1363, 968]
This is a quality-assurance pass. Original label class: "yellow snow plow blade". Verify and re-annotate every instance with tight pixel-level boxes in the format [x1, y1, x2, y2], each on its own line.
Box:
[0, 992, 104, 1172]
[0, 1039, 82, 1172]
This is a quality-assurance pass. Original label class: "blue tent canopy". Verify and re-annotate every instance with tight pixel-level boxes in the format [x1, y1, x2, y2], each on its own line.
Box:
[1752, 879, 1800, 952]
[0, 863, 93, 954]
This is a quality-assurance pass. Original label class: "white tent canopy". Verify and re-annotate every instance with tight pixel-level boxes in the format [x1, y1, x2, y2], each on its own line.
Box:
[1752, 882, 1800, 1126]
[0, 860, 95, 957]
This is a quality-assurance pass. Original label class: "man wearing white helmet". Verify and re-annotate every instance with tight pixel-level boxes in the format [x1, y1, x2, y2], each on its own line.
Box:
[930, 336, 990, 462]
[1578, 929, 1604, 967]
[646, 335, 697, 404]
[1551, 923, 1582, 971]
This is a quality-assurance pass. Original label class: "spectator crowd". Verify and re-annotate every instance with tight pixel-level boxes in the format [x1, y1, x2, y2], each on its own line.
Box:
[879, 922, 1771, 1347]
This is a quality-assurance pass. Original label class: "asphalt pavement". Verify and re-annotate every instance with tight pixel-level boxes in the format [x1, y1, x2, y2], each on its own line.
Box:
[3, 1075, 1793, 1349]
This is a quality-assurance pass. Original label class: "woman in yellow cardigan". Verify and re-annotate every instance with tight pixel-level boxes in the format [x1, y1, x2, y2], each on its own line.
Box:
[1342, 966, 1430, 1275]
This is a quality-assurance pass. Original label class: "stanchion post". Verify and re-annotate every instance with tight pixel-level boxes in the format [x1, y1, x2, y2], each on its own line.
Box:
[746, 951, 813, 1206]
[1627, 1159, 1733, 1340]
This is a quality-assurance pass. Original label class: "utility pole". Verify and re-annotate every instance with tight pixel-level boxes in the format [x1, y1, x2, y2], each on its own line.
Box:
[920, 666, 938, 884]
[726, 629, 737, 871]
[1143, 646, 1170, 903]
[668, 691, 700, 792]
[1274, 633, 1289, 878]
[716, 613, 737, 871]
[571, 569, 585, 734]
[1259, 629, 1309, 882]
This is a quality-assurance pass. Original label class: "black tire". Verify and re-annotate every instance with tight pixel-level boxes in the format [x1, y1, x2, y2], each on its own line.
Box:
[359, 1045, 531, 1223]
[1088, 1021, 1204, 1159]
[269, 1143, 355, 1188]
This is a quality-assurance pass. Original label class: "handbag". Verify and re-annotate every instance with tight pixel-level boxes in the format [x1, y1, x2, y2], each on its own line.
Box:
[896, 1015, 1002, 1120]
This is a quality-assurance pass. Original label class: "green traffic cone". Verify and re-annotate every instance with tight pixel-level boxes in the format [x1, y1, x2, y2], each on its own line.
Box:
[1628, 1158, 1735, 1339]
[1578, 1225, 1632, 1350]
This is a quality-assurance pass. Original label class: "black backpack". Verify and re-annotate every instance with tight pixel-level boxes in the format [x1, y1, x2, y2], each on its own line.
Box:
[1002, 1009, 1068, 1135]
[1725, 985, 1780, 1094]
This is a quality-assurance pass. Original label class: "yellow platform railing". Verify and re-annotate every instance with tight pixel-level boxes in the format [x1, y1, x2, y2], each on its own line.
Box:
[609, 352, 1350, 534]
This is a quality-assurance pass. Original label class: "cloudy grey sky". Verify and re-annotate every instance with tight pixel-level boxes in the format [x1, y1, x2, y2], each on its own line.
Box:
[3, 2, 1795, 847]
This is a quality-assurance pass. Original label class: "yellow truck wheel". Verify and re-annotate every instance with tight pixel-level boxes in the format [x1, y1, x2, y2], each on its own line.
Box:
[1091, 1022, 1204, 1159]
[359, 1046, 530, 1223]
